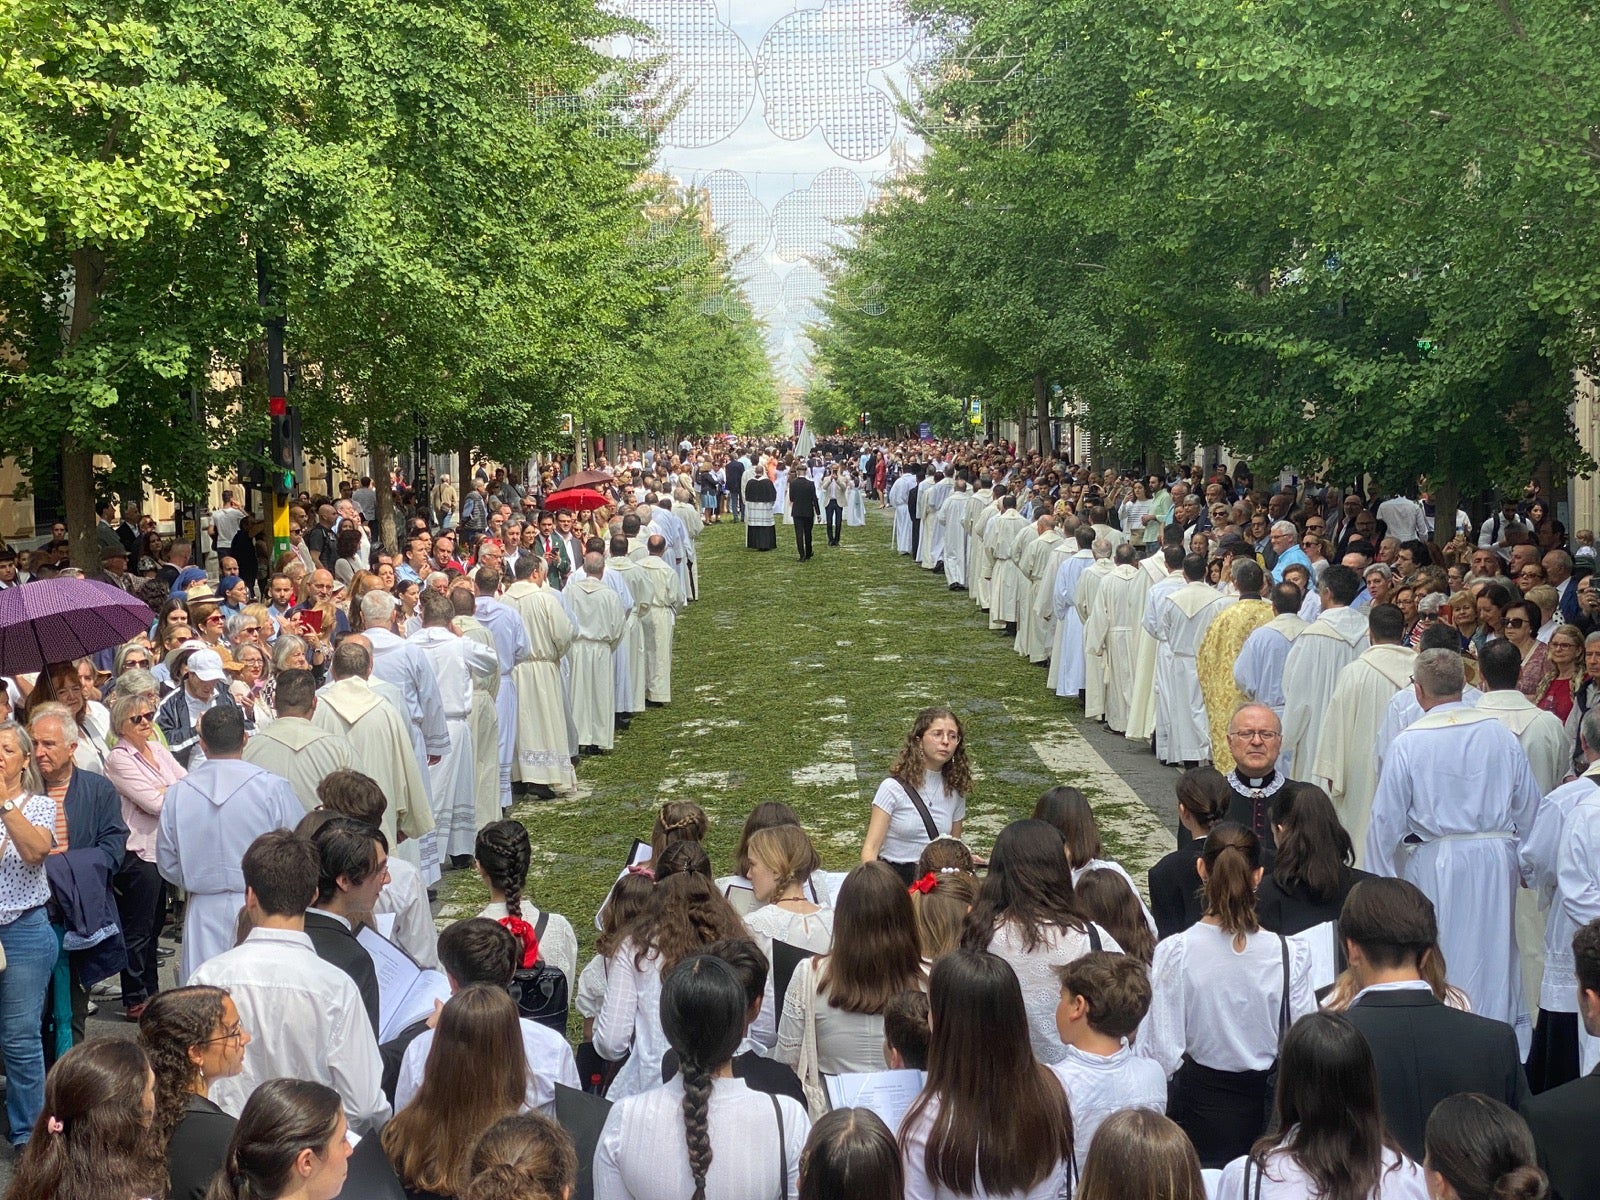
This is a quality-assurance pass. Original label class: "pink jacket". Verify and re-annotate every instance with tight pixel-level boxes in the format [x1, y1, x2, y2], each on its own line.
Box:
[105, 740, 186, 863]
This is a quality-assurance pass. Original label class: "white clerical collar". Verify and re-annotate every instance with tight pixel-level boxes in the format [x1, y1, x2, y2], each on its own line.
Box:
[1352, 979, 1433, 1005]
[1231, 770, 1283, 794]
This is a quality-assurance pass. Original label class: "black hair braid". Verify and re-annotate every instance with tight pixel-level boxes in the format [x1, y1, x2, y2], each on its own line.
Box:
[680, 1059, 715, 1200]
[476, 820, 532, 919]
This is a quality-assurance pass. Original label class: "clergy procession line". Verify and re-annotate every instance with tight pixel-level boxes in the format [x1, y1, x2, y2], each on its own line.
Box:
[0, 437, 1597, 1200]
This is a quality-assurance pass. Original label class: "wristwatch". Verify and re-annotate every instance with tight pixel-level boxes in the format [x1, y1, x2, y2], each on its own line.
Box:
[0, 797, 20, 815]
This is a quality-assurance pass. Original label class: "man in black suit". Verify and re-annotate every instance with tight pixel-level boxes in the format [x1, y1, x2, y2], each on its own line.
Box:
[1340, 878, 1529, 1162]
[788, 467, 821, 561]
[1525, 919, 1600, 1200]
[303, 816, 387, 1039]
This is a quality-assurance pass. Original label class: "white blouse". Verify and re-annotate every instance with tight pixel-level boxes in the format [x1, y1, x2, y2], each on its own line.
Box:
[744, 903, 835, 957]
[984, 918, 1122, 1065]
[900, 1090, 1073, 1200]
[595, 1076, 809, 1200]
[593, 939, 668, 1100]
[1216, 1145, 1429, 1200]
[1144, 923, 1318, 1077]
[576, 954, 610, 1020]
[873, 773, 965, 864]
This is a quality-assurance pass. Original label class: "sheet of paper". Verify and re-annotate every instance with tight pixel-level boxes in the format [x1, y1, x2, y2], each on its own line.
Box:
[627, 838, 651, 868]
[824, 1070, 925, 1130]
[357, 924, 430, 1041]
[375, 911, 397, 940]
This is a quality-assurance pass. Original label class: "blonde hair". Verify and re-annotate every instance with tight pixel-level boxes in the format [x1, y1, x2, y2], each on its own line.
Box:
[745, 825, 820, 897]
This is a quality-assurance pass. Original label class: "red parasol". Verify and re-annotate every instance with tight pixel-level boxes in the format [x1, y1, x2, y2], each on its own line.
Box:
[543, 486, 612, 514]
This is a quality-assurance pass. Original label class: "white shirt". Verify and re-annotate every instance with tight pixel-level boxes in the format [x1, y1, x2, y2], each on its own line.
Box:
[595, 1076, 809, 1200]
[576, 954, 609, 1020]
[743, 903, 835, 956]
[396, 1014, 579, 1116]
[776, 955, 901, 1076]
[479, 901, 579, 998]
[193, 927, 390, 1132]
[1144, 923, 1318, 1076]
[594, 939, 669, 1099]
[900, 1091, 1072, 1200]
[873, 773, 965, 864]
[1217, 1145, 1429, 1200]
[375, 855, 437, 968]
[1049, 1043, 1168, 1170]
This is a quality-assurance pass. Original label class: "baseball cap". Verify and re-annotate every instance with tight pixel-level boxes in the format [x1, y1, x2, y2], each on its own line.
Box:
[188, 648, 228, 682]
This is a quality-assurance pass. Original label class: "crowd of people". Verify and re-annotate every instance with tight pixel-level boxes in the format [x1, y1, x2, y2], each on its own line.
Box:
[0, 438, 1595, 1200]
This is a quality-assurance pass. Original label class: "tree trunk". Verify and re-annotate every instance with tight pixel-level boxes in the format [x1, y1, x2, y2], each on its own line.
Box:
[1032, 372, 1050, 456]
[458, 444, 471, 493]
[1433, 478, 1460, 549]
[372, 441, 398, 553]
[65, 248, 106, 573]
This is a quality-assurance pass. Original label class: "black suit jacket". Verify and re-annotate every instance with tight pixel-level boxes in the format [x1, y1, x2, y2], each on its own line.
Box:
[1524, 1068, 1600, 1200]
[788, 477, 821, 523]
[303, 911, 381, 1037]
[1344, 988, 1530, 1162]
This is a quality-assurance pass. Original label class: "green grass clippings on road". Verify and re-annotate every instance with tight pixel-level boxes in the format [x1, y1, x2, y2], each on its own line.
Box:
[442, 510, 1147, 964]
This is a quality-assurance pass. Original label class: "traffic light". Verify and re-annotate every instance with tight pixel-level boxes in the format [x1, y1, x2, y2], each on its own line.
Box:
[269, 403, 301, 497]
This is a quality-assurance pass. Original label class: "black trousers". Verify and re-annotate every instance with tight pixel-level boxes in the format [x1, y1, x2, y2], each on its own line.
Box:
[825, 502, 843, 544]
[910, 517, 921, 560]
[1168, 1055, 1274, 1168]
[794, 517, 815, 560]
[113, 853, 166, 1006]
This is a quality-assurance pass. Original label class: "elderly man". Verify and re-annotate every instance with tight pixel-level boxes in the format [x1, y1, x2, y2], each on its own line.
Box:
[29, 702, 127, 1048]
[156, 705, 304, 980]
[1218, 703, 1296, 862]
[1267, 521, 1311, 585]
[1366, 648, 1543, 1051]
[155, 648, 239, 769]
[359, 590, 448, 773]
[241, 669, 356, 812]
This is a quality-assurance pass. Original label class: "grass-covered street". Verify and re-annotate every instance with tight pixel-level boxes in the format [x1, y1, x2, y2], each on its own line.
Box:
[442, 511, 1170, 955]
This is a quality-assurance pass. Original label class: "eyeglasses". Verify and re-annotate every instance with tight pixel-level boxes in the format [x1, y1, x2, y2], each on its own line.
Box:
[129, 713, 154, 726]
[1505, 618, 1530, 628]
[207, 615, 224, 625]
[199, 1021, 245, 1045]
[1228, 729, 1282, 742]
[122, 658, 151, 669]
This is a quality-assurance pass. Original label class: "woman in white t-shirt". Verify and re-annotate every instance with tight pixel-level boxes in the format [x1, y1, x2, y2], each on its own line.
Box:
[1217, 1011, 1427, 1200]
[965, 819, 1122, 1065]
[862, 707, 971, 886]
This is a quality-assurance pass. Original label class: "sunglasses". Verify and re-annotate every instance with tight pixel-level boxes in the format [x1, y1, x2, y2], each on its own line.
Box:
[1505, 618, 1530, 628]
[129, 713, 154, 726]
[122, 658, 151, 669]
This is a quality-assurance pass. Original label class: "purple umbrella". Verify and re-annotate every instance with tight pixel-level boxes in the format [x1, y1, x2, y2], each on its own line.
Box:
[0, 578, 155, 676]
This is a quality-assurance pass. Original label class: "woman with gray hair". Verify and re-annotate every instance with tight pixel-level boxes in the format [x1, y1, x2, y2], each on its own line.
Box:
[253, 633, 309, 731]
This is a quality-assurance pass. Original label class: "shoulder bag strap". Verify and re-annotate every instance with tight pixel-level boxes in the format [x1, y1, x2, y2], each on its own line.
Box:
[771, 1091, 787, 1200]
[899, 780, 940, 842]
[1086, 922, 1102, 953]
[1277, 934, 1291, 1043]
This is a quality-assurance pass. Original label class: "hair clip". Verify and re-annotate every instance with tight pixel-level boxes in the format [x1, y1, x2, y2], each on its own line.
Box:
[46, 1117, 63, 1134]
[908, 873, 938, 895]
[626, 864, 656, 879]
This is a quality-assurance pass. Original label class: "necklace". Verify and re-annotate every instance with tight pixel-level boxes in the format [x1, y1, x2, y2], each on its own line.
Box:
[773, 894, 809, 907]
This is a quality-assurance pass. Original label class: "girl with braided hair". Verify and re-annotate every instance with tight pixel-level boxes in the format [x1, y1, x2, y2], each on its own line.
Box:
[593, 801, 709, 932]
[743, 825, 833, 955]
[476, 819, 579, 997]
[595, 955, 809, 1200]
[595, 843, 749, 1100]
[138, 985, 252, 1200]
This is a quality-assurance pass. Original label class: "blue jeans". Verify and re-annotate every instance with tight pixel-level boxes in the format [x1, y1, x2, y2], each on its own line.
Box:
[0, 906, 57, 1143]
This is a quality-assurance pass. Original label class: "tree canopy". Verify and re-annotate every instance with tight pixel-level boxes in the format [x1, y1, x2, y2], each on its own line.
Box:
[812, 0, 1600, 493]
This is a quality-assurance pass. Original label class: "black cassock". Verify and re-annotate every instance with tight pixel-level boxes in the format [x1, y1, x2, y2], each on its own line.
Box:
[745, 477, 777, 551]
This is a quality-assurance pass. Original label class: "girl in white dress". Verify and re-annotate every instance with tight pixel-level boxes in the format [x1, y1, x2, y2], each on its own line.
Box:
[845, 471, 867, 527]
[594, 844, 748, 1099]
[1217, 1012, 1428, 1200]
[595, 955, 810, 1200]
[898, 949, 1074, 1200]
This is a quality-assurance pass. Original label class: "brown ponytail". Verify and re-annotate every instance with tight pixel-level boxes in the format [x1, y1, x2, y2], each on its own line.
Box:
[1201, 823, 1261, 941]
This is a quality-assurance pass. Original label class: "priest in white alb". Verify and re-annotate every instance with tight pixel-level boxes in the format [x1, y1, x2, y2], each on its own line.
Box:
[1035, 518, 1077, 677]
[313, 640, 435, 874]
[409, 588, 500, 861]
[1050, 526, 1097, 699]
[1147, 552, 1233, 765]
[449, 584, 504, 823]
[921, 470, 953, 571]
[1015, 513, 1059, 662]
[1365, 647, 1543, 1051]
[1085, 543, 1144, 734]
[567, 552, 627, 752]
[889, 470, 916, 555]
[638, 535, 684, 706]
[474, 567, 533, 808]
[239, 668, 356, 812]
[987, 496, 1030, 633]
[939, 478, 974, 591]
[1310, 603, 1416, 865]
[962, 479, 994, 597]
[1074, 537, 1116, 719]
[1125, 534, 1180, 745]
[1281, 565, 1370, 779]
[969, 488, 1003, 611]
[503, 554, 577, 796]
[605, 537, 649, 721]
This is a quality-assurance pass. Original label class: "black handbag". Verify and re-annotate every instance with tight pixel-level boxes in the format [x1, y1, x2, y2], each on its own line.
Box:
[508, 912, 570, 1036]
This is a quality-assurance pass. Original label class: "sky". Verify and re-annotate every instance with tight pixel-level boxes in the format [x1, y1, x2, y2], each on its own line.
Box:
[608, 0, 928, 381]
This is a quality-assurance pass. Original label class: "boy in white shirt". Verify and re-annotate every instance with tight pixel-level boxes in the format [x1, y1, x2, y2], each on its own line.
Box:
[1050, 952, 1168, 1168]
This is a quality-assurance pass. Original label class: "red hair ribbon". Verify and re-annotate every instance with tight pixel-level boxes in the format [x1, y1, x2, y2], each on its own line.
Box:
[499, 915, 541, 969]
[909, 873, 938, 895]
[626, 864, 656, 880]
